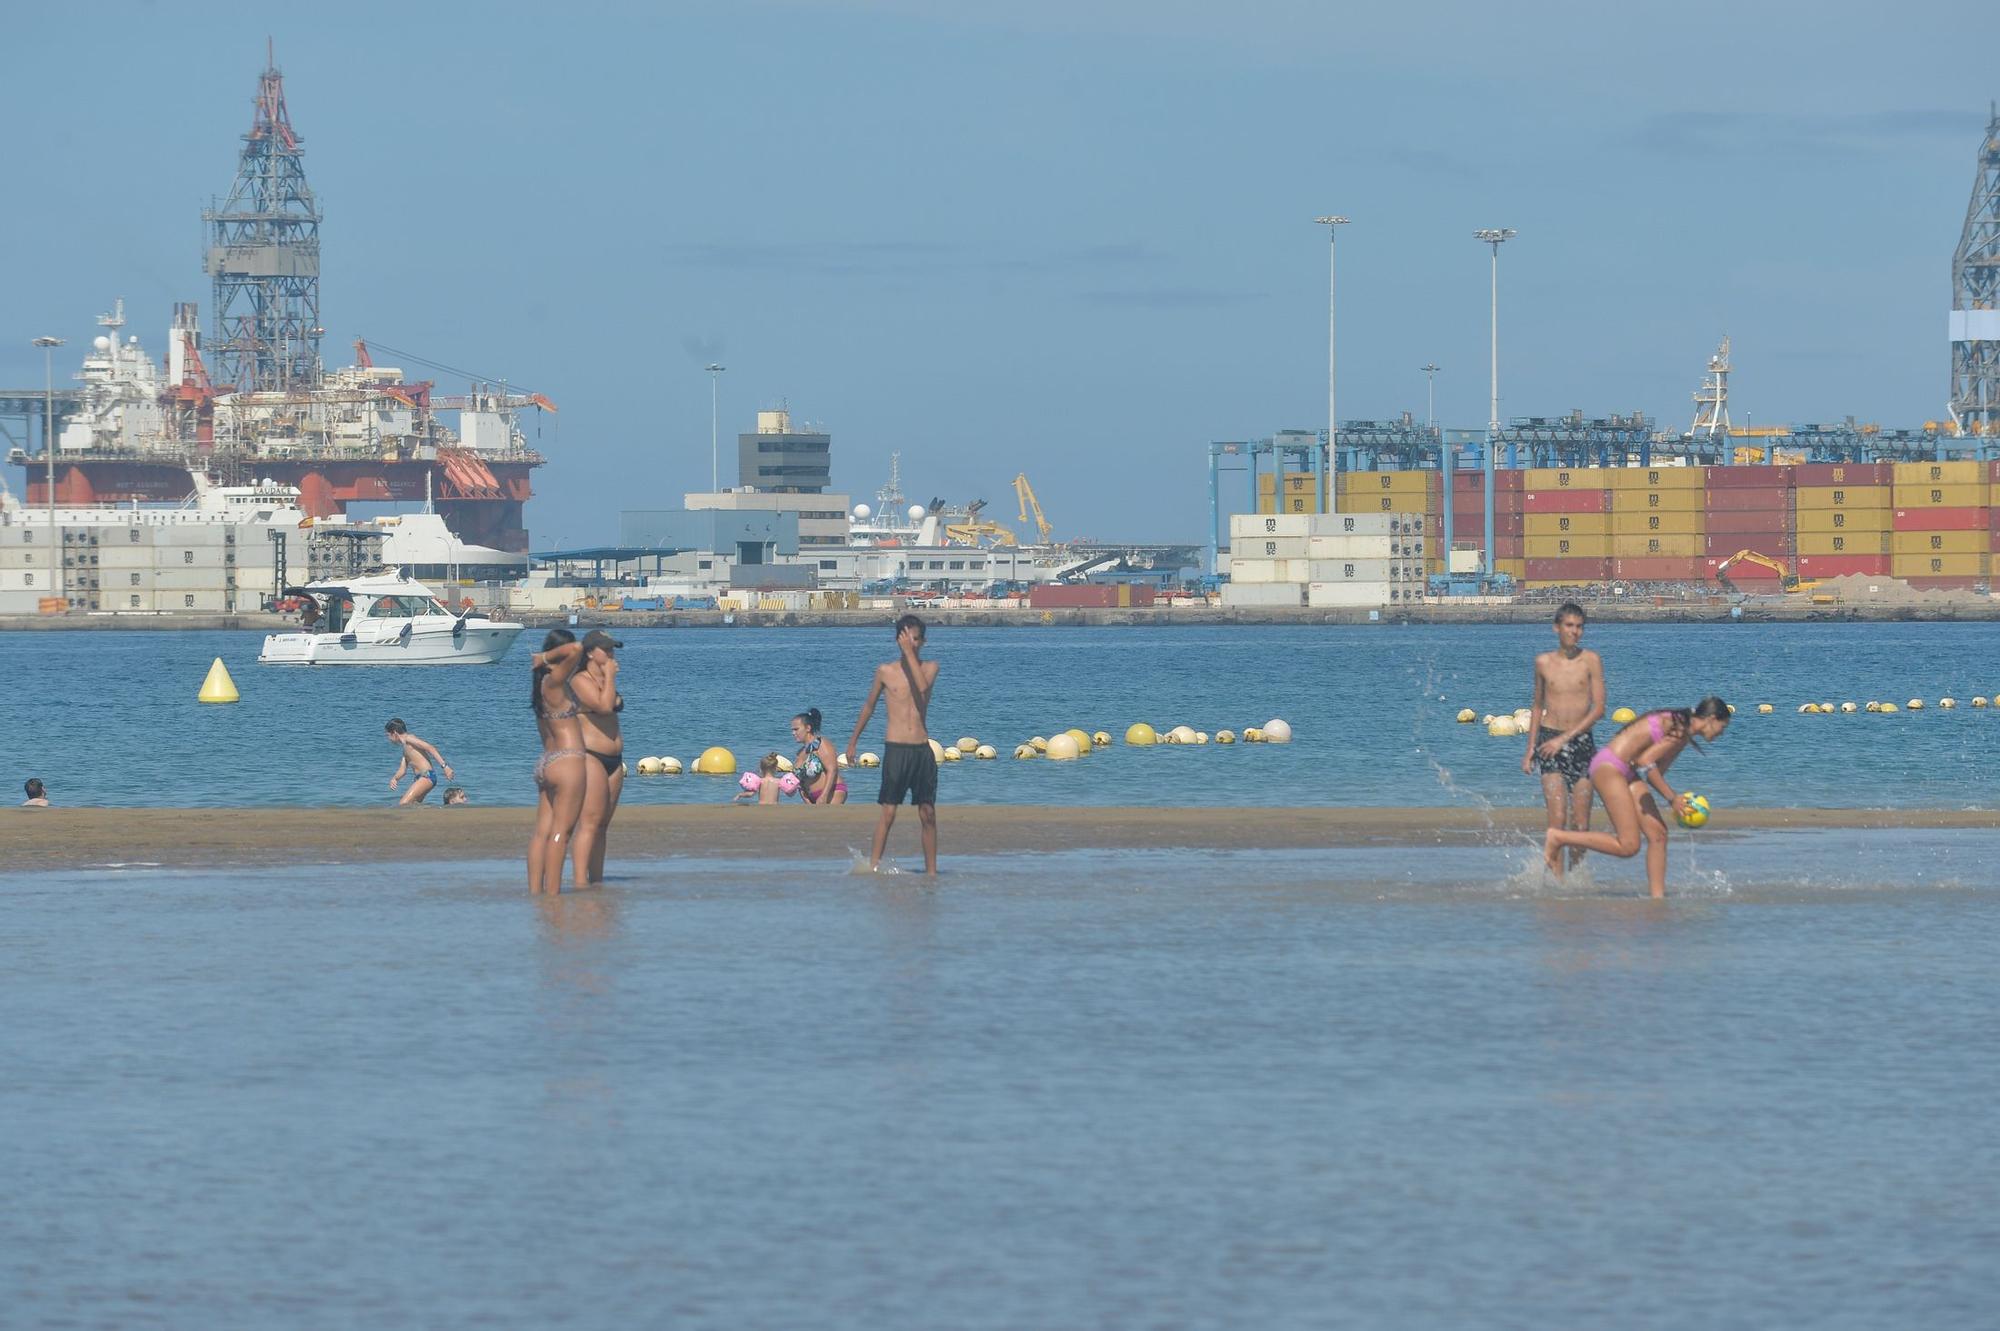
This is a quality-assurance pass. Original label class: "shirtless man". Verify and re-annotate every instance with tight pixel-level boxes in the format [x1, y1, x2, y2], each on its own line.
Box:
[846, 614, 941, 874]
[1523, 601, 1605, 874]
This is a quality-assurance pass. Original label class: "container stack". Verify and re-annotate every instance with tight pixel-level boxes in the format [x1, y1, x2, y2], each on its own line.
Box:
[1224, 512, 1427, 608]
[1522, 468, 1613, 588]
[1256, 471, 1325, 515]
[1891, 460, 1990, 589]
[1795, 462, 1892, 582]
[1701, 465, 1795, 587]
[0, 527, 62, 614]
[1609, 465, 1706, 584]
[1442, 468, 1526, 580]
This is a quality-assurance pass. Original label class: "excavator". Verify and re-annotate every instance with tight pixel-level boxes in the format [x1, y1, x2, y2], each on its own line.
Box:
[1014, 472, 1054, 545]
[1713, 549, 1820, 595]
[943, 498, 1018, 548]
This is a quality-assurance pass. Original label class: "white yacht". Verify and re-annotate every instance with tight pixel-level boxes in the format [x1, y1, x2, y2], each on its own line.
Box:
[259, 569, 524, 665]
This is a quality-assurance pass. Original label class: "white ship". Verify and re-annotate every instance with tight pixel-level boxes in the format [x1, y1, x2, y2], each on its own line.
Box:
[258, 569, 523, 665]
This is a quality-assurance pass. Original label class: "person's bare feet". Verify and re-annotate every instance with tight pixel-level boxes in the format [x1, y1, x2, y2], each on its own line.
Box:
[1543, 829, 1565, 875]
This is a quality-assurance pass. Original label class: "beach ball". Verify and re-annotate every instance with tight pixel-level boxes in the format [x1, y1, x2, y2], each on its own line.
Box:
[1013, 743, 1036, 759]
[1486, 715, 1520, 737]
[1216, 730, 1237, 744]
[1263, 718, 1293, 744]
[1064, 728, 1093, 754]
[1610, 707, 1637, 724]
[1125, 723, 1158, 746]
[1677, 793, 1711, 830]
[778, 773, 801, 795]
[697, 746, 737, 775]
[1456, 708, 1477, 723]
[1045, 732, 1082, 761]
[1092, 730, 1112, 749]
[1756, 703, 1774, 714]
[661, 756, 683, 775]
[975, 744, 997, 760]
[859, 752, 881, 767]
[738, 772, 762, 792]
[956, 736, 979, 752]
[1030, 736, 1049, 753]
[942, 745, 963, 762]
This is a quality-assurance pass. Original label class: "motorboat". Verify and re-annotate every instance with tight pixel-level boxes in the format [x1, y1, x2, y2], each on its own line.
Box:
[258, 569, 525, 665]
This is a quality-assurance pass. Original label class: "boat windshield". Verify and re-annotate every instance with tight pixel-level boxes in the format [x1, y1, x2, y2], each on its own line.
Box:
[363, 595, 435, 619]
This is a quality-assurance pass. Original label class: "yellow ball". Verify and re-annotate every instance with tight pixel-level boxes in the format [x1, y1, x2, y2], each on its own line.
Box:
[1215, 729, 1237, 744]
[1455, 708, 1477, 723]
[1045, 733, 1081, 761]
[696, 746, 736, 775]
[1610, 706, 1637, 724]
[1880, 702, 1900, 713]
[858, 751, 881, 767]
[1064, 728, 1093, 754]
[1125, 723, 1158, 746]
[1677, 793, 1712, 830]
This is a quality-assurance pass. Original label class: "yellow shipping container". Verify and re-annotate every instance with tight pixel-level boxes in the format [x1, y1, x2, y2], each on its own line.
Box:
[1610, 510, 1706, 536]
[1523, 467, 1615, 491]
[1891, 460, 1984, 487]
[1494, 559, 1526, 578]
[1524, 534, 1613, 559]
[1609, 488, 1706, 512]
[1795, 507, 1891, 532]
[1603, 466, 1705, 489]
[1795, 485, 1891, 511]
[1892, 553, 1989, 578]
[1336, 493, 1438, 515]
[1337, 469, 1435, 495]
[1797, 532, 1892, 556]
[1611, 534, 1703, 558]
[1889, 483, 1989, 508]
[1258, 472, 1321, 495]
[1525, 513, 1612, 537]
[1891, 530, 1987, 555]
[1258, 495, 1325, 515]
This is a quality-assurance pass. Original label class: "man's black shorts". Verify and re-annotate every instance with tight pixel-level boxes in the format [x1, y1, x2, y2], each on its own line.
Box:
[878, 740, 939, 806]
[1533, 726, 1597, 786]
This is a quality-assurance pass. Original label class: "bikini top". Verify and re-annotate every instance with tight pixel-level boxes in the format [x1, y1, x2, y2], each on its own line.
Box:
[547, 681, 581, 720]
[798, 745, 826, 781]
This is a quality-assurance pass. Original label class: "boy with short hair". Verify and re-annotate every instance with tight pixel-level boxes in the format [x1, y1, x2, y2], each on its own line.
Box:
[1524, 601, 1604, 874]
[847, 614, 941, 874]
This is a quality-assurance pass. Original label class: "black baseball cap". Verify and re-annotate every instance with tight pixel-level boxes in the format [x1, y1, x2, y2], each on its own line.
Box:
[581, 629, 623, 652]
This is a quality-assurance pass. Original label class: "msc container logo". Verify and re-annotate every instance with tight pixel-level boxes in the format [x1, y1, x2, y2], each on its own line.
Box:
[1833, 513, 1846, 528]
[1343, 563, 1356, 578]
[1647, 470, 1662, 484]
[1647, 493, 1661, 508]
[1341, 517, 1356, 531]
[1832, 536, 1846, 551]
[1378, 498, 1393, 511]
[1556, 471, 1572, 487]
[1931, 558, 1944, 572]
[1931, 489, 1944, 504]
[1648, 539, 1662, 553]
[1558, 539, 1572, 554]
[1929, 465, 1943, 481]
[1263, 542, 1278, 556]
[1262, 518, 1277, 532]
[1648, 515, 1661, 530]
[1831, 467, 1847, 482]
[1831, 490, 1846, 505]
[1931, 534, 1944, 549]
[1558, 516, 1572, 531]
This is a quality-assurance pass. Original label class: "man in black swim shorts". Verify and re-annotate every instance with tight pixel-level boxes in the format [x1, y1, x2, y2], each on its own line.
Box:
[1523, 601, 1606, 876]
[877, 739, 939, 808]
[846, 614, 943, 874]
[1532, 727, 1597, 787]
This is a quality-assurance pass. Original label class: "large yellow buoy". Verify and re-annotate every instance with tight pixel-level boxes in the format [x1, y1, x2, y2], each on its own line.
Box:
[1610, 706, 1637, 725]
[197, 657, 239, 704]
[1455, 708, 1477, 723]
[695, 746, 736, 775]
[1125, 723, 1158, 746]
[1063, 728, 1093, 754]
[1045, 732, 1082, 761]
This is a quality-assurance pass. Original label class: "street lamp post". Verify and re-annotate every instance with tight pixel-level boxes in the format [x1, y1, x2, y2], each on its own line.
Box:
[705, 363, 726, 491]
[1314, 216, 1349, 496]
[1421, 363, 1440, 431]
[1473, 229, 1516, 578]
[32, 336, 64, 602]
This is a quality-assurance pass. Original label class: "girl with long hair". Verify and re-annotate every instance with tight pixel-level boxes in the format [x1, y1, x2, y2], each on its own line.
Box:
[791, 708, 847, 805]
[528, 629, 593, 893]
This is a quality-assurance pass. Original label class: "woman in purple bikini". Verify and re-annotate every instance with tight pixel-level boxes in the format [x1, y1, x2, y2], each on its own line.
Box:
[1544, 696, 1730, 898]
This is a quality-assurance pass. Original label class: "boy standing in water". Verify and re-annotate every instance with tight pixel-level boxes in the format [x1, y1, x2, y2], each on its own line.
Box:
[1523, 601, 1604, 875]
[847, 614, 941, 874]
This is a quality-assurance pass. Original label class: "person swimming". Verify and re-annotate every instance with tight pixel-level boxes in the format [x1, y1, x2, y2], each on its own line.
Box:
[791, 708, 848, 805]
[21, 777, 49, 808]
[1543, 697, 1730, 898]
[384, 719, 454, 806]
[528, 629, 593, 894]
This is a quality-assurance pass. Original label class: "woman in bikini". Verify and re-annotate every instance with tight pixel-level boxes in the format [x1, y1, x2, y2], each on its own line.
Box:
[1544, 696, 1730, 898]
[571, 630, 626, 886]
[791, 708, 848, 805]
[384, 718, 454, 805]
[528, 629, 593, 894]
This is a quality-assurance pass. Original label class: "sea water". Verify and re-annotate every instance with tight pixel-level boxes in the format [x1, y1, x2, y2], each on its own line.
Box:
[2, 831, 1994, 1328]
[6, 621, 2000, 808]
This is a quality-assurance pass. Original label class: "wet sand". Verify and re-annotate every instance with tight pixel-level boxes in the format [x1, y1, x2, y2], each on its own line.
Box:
[9, 804, 2000, 870]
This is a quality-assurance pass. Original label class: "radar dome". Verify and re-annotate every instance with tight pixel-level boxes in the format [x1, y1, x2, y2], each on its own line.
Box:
[93, 336, 111, 351]
[852, 503, 872, 520]
[907, 504, 926, 523]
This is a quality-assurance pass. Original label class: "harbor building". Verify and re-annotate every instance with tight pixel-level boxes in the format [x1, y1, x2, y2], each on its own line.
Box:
[737, 408, 832, 493]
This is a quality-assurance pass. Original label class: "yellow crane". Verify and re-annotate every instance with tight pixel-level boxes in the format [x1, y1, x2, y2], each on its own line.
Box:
[1014, 472, 1054, 545]
[943, 498, 1018, 548]
[1713, 549, 1820, 594]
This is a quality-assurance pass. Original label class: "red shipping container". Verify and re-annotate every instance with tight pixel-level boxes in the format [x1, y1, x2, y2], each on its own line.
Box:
[1704, 465, 1797, 490]
[1893, 506, 1986, 531]
[1703, 487, 1795, 512]
[1524, 557, 1612, 582]
[1450, 471, 1526, 493]
[1705, 532, 1794, 557]
[1523, 489, 1613, 513]
[1796, 555, 1891, 578]
[1451, 512, 1526, 537]
[1027, 584, 1156, 609]
[1612, 557, 1704, 581]
[1989, 459, 2000, 486]
[1445, 488, 1526, 513]
[1794, 462, 1892, 487]
[1704, 508, 1796, 535]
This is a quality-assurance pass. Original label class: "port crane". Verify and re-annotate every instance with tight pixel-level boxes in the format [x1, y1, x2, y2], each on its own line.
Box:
[1014, 472, 1054, 545]
[1713, 549, 1820, 595]
[943, 498, 1018, 548]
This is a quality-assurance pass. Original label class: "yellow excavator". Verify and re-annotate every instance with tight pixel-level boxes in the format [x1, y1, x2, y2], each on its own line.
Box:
[1713, 549, 1820, 595]
[1014, 472, 1054, 545]
[943, 498, 1018, 548]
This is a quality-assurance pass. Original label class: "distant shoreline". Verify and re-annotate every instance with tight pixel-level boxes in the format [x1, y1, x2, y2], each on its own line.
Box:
[5, 600, 2000, 632]
[9, 805, 2000, 871]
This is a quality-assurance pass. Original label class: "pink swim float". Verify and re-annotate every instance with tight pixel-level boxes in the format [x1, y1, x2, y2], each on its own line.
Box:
[778, 773, 801, 795]
[739, 773, 763, 792]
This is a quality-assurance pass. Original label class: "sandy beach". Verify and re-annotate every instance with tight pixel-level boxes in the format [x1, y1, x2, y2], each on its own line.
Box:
[10, 804, 2000, 870]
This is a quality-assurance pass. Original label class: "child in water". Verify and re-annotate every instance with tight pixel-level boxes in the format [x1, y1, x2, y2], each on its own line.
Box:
[732, 753, 785, 805]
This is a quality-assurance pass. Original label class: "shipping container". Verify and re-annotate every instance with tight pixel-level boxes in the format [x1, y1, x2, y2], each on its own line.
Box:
[1256, 496, 1324, 516]
[1609, 488, 1706, 513]
[1610, 511, 1707, 536]
[1524, 513, 1612, 538]
[1522, 557, 1613, 583]
[1795, 506, 1891, 533]
[1335, 493, 1438, 515]
[1442, 489, 1527, 514]
[1307, 559, 1414, 584]
[1892, 460, 1984, 487]
[1889, 483, 1989, 509]
[1305, 534, 1411, 559]
[1227, 559, 1309, 584]
[1450, 469, 1526, 491]
[1449, 512, 1527, 538]
[1610, 534, 1702, 558]
[1524, 535, 1613, 559]
[1306, 582, 1396, 607]
[1704, 465, 1797, 490]
[1523, 468, 1614, 491]
[1240, 536, 1310, 559]
[1219, 582, 1304, 608]
[1230, 513, 1314, 538]
[1337, 470, 1439, 495]
[1703, 487, 1795, 512]
[1705, 532, 1795, 557]
[1899, 575, 1987, 590]
[1891, 506, 1986, 531]
[1794, 463, 1892, 487]
[1798, 532, 1892, 556]
[1797, 555, 1891, 578]
[1027, 584, 1156, 609]
[1611, 557, 1705, 581]
[1705, 508, 1796, 536]
[1603, 466, 1704, 490]
[1522, 489, 1613, 513]
[1891, 530, 1986, 556]
[1891, 554, 1988, 579]
[1795, 484, 1891, 511]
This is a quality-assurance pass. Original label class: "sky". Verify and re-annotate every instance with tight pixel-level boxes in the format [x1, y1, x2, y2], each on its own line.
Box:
[0, 0, 1991, 544]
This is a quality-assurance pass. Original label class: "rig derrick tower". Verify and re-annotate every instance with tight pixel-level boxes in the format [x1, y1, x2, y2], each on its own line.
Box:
[1949, 103, 2000, 436]
[204, 50, 322, 393]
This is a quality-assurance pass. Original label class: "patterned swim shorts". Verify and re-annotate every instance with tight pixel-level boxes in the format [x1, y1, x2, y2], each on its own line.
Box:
[1533, 727, 1597, 785]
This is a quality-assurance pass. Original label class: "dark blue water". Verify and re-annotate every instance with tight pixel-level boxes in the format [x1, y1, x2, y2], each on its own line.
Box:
[7, 621, 2000, 807]
[2, 832, 1994, 1328]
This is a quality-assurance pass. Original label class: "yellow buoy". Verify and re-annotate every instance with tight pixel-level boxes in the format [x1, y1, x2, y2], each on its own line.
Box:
[1799, 703, 1819, 714]
[1880, 702, 1900, 714]
[197, 656, 239, 704]
[1456, 708, 1477, 723]
[1487, 715, 1520, 736]
[1610, 706, 1637, 724]
[1215, 729, 1237, 744]
[974, 744, 997, 760]
[695, 746, 736, 775]
[1064, 728, 1093, 754]
[956, 736, 979, 752]
[1756, 703, 1774, 714]
[1045, 732, 1081, 761]
[1124, 723, 1157, 746]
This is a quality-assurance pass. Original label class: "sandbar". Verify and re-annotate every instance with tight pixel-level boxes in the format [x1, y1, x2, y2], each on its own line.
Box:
[8, 805, 2000, 871]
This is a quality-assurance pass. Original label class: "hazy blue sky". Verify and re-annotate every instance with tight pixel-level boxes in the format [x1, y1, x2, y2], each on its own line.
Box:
[1, 0, 1989, 543]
